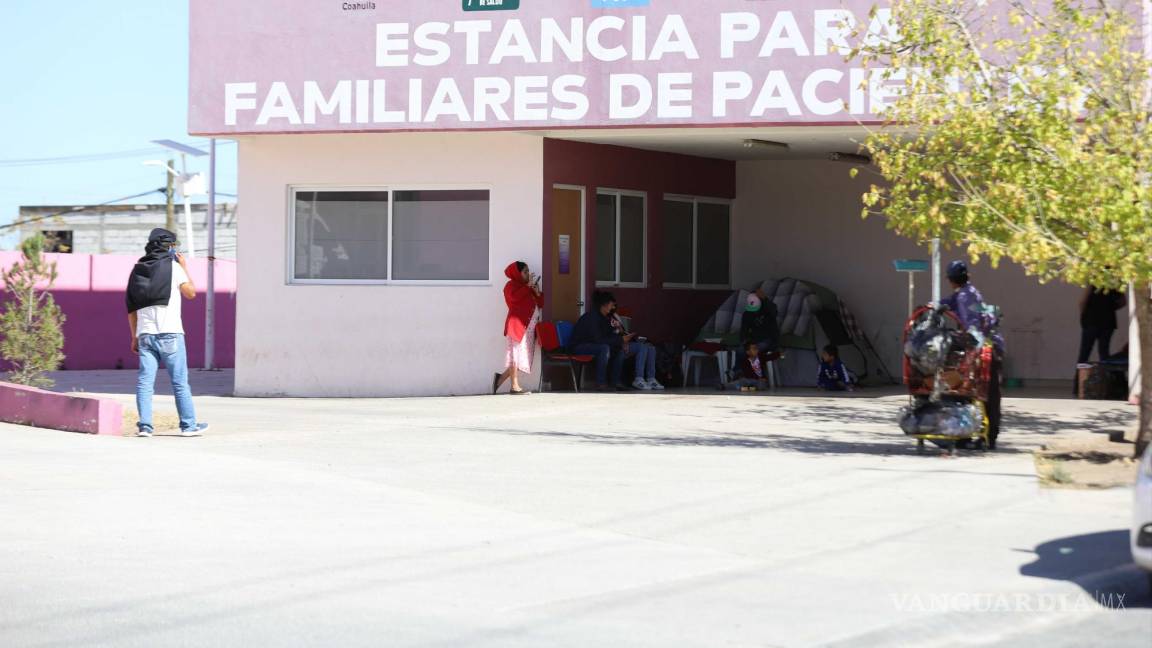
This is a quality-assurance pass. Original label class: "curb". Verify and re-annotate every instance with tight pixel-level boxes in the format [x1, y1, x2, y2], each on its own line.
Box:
[0, 381, 123, 435]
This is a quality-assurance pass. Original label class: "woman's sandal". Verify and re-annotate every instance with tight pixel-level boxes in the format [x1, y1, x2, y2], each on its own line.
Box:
[509, 388, 532, 395]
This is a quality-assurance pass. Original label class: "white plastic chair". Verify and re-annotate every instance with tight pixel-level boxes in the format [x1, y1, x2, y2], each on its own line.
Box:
[681, 348, 736, 387]
[682, 349, 781, 389]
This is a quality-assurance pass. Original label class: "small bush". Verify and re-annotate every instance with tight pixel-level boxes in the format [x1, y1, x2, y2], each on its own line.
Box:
[0, 234, 65, 388]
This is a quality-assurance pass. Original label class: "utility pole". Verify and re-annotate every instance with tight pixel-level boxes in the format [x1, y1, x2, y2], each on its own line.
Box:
[205, 139, 217, 371]
[164, 157, 175, 233]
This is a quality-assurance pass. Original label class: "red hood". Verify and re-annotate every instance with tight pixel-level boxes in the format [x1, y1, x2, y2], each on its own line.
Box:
[504, 262, 523, 282]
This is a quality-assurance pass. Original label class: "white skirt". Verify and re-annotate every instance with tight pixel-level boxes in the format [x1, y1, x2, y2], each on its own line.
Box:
[504, 308, 540, 373]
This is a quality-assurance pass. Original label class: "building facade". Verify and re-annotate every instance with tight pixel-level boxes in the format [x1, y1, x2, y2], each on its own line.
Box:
[18, 203, 237, 259]
[190, 0, 1100, 397]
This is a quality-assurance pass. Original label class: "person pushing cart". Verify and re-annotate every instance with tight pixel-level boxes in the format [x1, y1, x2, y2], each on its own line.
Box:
[900, 261, 1005, 453]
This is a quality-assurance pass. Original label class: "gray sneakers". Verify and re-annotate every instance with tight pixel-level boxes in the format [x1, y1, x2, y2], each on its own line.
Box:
[136, 423, 209, 437]
[180, 423, 210, 437]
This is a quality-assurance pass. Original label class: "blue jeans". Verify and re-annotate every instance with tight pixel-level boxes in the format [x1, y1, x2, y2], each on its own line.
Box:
[610, 344, 651, 385]
[633, 343, 656, 381]
[570, 343, 611, 385]
[137, 333, 198, 433]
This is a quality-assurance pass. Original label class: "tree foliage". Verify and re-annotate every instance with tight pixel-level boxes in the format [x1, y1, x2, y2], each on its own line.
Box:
[856, 0, 1151, 286]
[1, 234, 66, 388]
[853, 0, 1152, 455]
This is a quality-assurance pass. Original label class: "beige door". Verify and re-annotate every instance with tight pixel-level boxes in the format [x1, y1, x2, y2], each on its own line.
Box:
[550, 187, 584, 323]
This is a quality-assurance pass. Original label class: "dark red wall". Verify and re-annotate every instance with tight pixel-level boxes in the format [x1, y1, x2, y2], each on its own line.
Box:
[543, 138, 736, 345]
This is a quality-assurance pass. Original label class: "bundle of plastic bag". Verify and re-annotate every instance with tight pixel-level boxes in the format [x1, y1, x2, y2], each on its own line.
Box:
[903, 318, 952, 375]
[899, 402, 981, 437]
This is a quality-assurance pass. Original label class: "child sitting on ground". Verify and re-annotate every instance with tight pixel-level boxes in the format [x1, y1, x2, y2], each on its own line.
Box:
[817, 344, 855, 391]
[727, 341, 781, 391]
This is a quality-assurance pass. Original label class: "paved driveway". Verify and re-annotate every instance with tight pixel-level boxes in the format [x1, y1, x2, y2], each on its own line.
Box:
[1, 371, 1148, 647]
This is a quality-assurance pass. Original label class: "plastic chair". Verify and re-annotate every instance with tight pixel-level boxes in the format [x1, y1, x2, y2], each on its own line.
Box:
[681, 347, 736, 387]
[556, 320, 576, 347]
[763, 356, 781, 389]
[537, 321, 594, 392]
[682, 347, 781, 389]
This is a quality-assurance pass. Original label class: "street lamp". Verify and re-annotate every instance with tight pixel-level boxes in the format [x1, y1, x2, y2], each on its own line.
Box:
[145, 142, 208, 257]
[143, 160, 204, 259]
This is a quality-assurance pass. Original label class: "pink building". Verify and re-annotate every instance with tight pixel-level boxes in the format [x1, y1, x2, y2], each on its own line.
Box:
[0, 252, 236, 370]
[189, 0, 1091, 396]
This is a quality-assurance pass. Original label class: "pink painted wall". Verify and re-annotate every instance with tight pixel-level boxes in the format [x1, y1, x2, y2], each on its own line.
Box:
[543, 138, 735, 345]
[0, 253, 237, 370]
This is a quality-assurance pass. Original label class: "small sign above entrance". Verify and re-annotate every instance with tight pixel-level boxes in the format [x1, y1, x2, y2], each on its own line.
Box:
[462, 0, 520, 11]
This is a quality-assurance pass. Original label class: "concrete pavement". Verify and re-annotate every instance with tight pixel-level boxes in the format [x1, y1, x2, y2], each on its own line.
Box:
[0, 371, 1148, 647]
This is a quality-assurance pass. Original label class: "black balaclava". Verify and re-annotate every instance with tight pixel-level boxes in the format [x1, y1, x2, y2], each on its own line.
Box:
[125, 228, 178, 313]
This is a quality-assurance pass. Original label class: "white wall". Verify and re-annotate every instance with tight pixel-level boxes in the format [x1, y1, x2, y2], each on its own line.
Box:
[734, 160, 1097, 381]
[236, 133, 544, 397]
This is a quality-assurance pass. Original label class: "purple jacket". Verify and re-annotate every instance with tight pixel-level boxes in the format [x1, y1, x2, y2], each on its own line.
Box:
[942, 283, 1005, 352]
[941, 284, 985, 330]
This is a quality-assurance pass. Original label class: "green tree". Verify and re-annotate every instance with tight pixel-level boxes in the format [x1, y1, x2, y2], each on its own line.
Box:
[1, 234, 66, 388]
[853, 0, 1152, 456]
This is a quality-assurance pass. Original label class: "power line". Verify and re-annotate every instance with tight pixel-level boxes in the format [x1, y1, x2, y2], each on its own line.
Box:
[0, 148, 160, 167]
[3, 189, 239, 232]
[0, 140, 236, 168]
[0, 189, 165, 232]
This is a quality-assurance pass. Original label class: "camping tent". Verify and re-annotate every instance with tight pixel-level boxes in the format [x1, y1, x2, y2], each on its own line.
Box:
[694, 278, 894, 387]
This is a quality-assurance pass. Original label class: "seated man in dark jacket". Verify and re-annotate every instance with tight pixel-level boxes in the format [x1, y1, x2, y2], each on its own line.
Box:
[570, 290, 634, 390]
[741, 290, 781, 354]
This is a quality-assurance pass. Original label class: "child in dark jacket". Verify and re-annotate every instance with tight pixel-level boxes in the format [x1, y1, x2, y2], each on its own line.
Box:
[726, 341, 780, 391]
[817, 344, 854, 391]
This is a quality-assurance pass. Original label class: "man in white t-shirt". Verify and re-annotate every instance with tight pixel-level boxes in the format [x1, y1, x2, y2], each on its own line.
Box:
[126, 229, 209, 438]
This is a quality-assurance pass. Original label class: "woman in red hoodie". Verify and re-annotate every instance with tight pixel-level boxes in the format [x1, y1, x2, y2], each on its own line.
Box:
[494, 261, 544, 394]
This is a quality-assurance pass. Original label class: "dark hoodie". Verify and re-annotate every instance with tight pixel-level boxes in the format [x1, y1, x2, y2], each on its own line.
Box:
[741, 299, 780, 350]
[125, 228, 178, 313]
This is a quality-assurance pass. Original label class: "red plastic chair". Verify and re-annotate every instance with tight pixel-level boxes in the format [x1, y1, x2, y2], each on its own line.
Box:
[537, 321, 594, 392]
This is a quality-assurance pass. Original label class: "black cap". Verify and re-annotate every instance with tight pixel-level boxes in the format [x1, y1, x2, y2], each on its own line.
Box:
[147, 228, 178, 246]
[947, 260, 969, 283]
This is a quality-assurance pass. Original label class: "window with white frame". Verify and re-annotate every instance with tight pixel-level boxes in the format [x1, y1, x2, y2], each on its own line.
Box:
[595, 190, 646, 286]
[662, 197, 731, 288]
[291, 188, 489, 283]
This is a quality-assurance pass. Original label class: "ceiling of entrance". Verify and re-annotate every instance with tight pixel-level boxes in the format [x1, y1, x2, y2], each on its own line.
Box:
[531, 126, 874, 162]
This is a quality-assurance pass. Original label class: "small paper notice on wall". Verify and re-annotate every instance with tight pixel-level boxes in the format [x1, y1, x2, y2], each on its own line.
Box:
[558, 234, 571, 274]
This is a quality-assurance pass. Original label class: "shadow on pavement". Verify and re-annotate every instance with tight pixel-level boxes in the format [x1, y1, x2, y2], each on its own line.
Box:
[1020, 530, 1151, 609]
[477, 426, 1028, 458]
[1002, 408, 1134, 438]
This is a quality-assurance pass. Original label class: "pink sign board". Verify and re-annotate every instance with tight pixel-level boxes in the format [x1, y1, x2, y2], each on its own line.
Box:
[189, 0, 895, 135]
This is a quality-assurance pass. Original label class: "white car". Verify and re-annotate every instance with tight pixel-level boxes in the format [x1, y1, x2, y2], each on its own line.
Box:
[1134, 442, 1152, 586]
